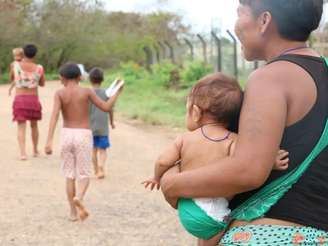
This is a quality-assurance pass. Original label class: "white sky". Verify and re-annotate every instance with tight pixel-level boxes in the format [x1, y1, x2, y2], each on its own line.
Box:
[105, 0, 328, 34]
[105, 0, 239, 33]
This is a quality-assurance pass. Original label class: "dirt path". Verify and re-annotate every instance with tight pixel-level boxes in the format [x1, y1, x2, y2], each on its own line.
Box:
[0, 81, 194, 246]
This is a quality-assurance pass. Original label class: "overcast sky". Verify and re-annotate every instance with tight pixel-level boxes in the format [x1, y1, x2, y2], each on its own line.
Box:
[105, 0, 328, 34]
[105, 0, 239, 33]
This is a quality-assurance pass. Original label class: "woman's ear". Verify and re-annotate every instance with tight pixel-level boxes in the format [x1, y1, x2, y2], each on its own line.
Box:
[192, 105, 202, 123]
[258, 11, 272, 35]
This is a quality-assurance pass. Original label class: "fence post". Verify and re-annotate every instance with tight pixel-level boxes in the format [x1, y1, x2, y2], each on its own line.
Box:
[197, 34, 208, 65]
[226, 30, 238, 78]
[154, 45, 160, 64]
[143, 46, 153, 72]
[211, 31, 222, 72]
[184, 37, 194, 61]
[164, 40, 175, 63]
[158, 41, 166, 60]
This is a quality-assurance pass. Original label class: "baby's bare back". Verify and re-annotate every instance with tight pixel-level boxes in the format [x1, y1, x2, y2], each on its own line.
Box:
[180, 129, 237, 172]
[58, 85, 91, 129]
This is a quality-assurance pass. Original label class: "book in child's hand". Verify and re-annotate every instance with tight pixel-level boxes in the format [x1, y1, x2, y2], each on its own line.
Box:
[106, 78, 124, 98]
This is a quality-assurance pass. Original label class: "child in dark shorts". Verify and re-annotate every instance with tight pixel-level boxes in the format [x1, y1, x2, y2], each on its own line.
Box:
[89, 68, 115, 179]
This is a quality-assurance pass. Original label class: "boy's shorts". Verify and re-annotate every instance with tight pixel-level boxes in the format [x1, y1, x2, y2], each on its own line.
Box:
[60, 128, 92, 180]
[93, 136, 111, 149]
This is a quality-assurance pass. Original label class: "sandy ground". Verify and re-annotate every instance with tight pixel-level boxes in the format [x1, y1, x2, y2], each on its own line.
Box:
[0, 81, 194, 246]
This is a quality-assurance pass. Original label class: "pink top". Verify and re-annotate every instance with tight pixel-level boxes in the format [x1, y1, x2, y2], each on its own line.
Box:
[13, 62, 44, 89]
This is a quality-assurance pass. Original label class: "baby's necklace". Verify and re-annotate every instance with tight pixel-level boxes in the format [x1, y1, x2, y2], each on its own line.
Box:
[201, 123, 230, 142]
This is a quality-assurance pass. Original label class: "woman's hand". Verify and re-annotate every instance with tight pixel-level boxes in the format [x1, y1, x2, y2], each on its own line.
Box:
[161, 165, 180, 209]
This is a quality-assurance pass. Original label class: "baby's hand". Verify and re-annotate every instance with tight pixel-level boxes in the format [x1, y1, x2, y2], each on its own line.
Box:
[141, 177, 160, 191]
[45, 144, 53, 155]
[274, 149, 289, 170]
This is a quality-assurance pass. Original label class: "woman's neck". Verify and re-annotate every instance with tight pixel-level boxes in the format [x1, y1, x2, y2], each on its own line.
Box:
[22, 58, 34, 63]
[262, 38, 313, 61]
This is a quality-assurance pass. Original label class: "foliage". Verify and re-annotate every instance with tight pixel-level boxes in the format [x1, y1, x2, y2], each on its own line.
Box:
[106, 60, 214, 126]
[181, 60, 212, 87]
[151, 61, 180, 88]
[0, 0, 189, 74]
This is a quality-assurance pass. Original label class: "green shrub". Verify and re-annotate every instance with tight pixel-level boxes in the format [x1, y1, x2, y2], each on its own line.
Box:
[181, 60, 212, 87]
[151, 61, 180, 88]
[119, 61, 148, 84]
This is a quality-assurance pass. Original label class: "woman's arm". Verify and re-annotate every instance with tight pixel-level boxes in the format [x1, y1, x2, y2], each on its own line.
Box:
[39, 66, 45, 87]
[161, 68, 288, 208]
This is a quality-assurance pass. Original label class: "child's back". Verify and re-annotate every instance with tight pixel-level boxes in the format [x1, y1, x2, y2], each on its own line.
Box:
[58, 84, 92, 129]
[179, 127, 237, 172]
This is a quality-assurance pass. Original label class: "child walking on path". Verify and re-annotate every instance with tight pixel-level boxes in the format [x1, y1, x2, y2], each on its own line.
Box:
[89, 68, 115, 179]
[143, 73, 289, 246]
[45, 63, 123, 221]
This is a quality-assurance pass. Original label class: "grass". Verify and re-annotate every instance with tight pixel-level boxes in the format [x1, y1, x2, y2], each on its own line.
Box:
[102, 65, 247, 128]
[102, 72, 189, 127]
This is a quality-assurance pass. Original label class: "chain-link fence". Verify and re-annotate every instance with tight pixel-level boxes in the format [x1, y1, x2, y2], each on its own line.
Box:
[142, 30, 258, 82]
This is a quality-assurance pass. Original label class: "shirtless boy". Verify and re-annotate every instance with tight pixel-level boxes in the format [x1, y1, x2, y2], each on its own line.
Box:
[45, 63, 123, 221]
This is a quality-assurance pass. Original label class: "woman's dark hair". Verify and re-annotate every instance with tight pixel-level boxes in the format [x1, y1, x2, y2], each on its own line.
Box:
[23, 44, 38, 58]
[188, 73, 243, 130]
[239, 0, 323, 41]
[59, 63, 81, 80]
[89, 67, 104, 84]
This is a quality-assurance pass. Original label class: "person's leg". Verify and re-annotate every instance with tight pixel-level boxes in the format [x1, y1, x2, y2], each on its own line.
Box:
[73, 178, 90, 220]
[97, 148, 108, 179]
[92, 148, 98, 175]
[66, 178, 78, 221]
[30, 120, 39, 156]
[198, 232, 224, 246]
[73, 130, 93, 221]
[17, 122, 27, 160]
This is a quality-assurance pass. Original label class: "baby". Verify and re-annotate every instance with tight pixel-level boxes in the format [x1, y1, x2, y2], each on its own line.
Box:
[45, 63, 123, 221]
[143, 73, 288, 246]
[8, 48, 24, 96]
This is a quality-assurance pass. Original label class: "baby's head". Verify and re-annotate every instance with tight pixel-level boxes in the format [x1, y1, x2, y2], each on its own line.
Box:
[12, 48, 24, 62]
[186, 73, 243, 131]
[59, 63, 81, 85]
[89, 67, 104, 86]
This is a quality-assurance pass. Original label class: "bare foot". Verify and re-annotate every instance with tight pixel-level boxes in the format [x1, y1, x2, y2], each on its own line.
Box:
[69, 208, 78, 222]
[73, 197, 89, 221]
[20, 155, 27, 161]
[69, 214, 78, 222]
[33, 151, 40, 158]
[97, 167, 105, 179]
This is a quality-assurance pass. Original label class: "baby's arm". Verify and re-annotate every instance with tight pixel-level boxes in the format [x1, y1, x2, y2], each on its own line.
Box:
[88, 87, 123, 112]
[142, 135, 183, 190]
[45, 91, 62, 155]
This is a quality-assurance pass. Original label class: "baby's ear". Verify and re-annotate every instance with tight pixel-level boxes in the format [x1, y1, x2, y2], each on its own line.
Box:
[192, 104, 202, 123]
